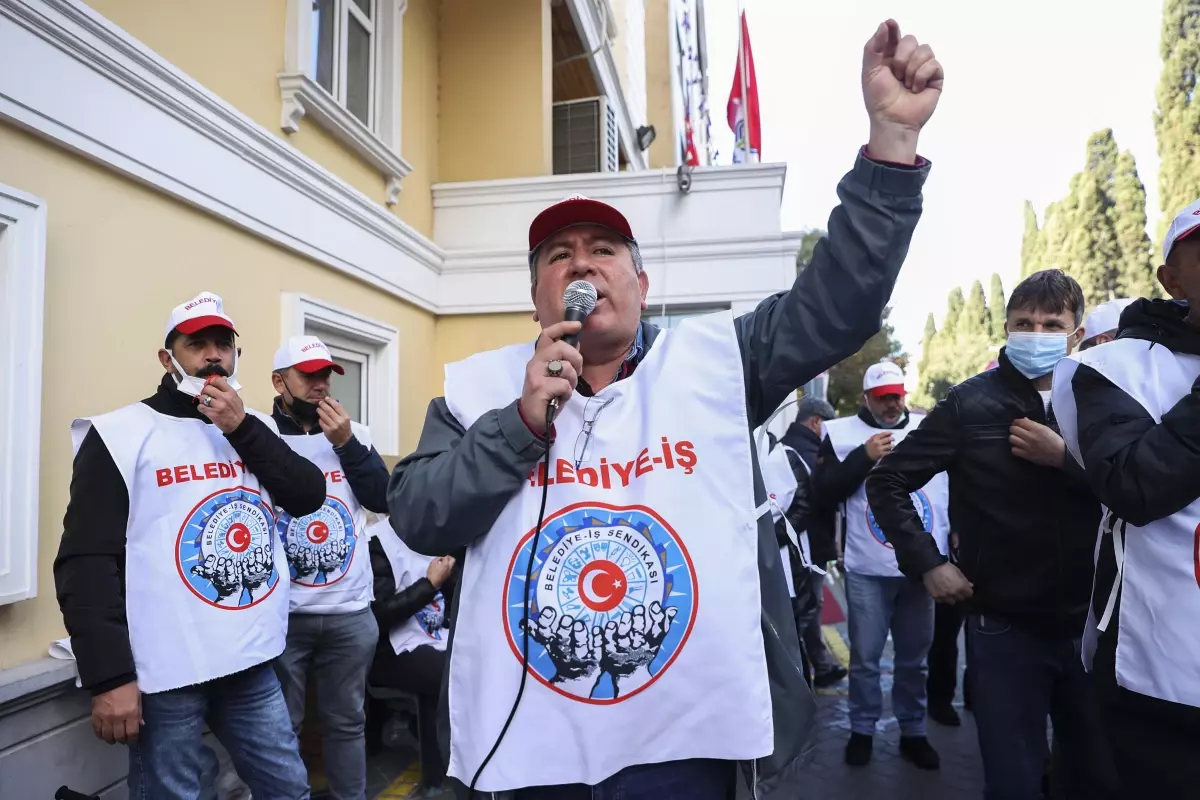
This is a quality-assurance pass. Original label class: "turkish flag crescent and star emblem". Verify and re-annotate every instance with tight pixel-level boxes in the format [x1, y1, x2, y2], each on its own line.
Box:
[726, 10, 760, 164]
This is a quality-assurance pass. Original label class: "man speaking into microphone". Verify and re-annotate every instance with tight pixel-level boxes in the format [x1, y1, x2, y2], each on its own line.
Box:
[388, 20, 944, 799]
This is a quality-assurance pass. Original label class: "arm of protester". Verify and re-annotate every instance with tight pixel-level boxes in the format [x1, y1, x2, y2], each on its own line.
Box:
[812, 435, 875, 505]
[387, 399, 546, 556]
[735, 21, 941, 426]
[1074, 364, 1200, 526]
[866, 394, 959, 580]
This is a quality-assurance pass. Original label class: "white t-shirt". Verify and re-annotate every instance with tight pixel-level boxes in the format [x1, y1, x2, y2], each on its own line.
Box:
[1038, 390, 1051, 412]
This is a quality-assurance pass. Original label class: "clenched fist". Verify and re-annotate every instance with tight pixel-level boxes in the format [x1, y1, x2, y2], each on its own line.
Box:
[92, 680, 142, 744]
[862, 20, 944, 164]
[865, 432, 895, 462]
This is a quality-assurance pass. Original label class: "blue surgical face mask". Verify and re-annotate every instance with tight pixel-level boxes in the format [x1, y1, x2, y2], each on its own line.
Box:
[1005, 331, 1073, 379]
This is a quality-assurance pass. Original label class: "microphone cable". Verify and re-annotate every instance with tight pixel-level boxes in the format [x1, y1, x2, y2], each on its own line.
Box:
[468, 404, 555, 794]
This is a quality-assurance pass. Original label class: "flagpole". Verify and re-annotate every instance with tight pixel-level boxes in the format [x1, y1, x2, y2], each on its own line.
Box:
[737, 2, 750, 163]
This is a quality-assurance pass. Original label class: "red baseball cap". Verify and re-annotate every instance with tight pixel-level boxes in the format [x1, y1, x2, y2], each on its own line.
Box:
[273, 335, 345, 375]
[528, 195, 636, 252]
[863, 361, 907, 397]
[165, 291, 237, 338]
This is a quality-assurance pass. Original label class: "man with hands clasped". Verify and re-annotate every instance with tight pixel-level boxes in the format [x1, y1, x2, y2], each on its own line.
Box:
[54, 291, 326, 799]
[813, 361, 949, 771]
[867, 270, 1116, 799]
[270, 335, 394, 800]
[389, 19, 945, 799]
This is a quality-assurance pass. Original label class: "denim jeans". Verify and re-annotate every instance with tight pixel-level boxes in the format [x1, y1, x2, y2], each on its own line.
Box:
[128, 662, 308, 799]
[844, 570, 934, 736]
[508, 758, 735, 800]
[966, 614, 1115, 800]
[273, 607, 379, 800]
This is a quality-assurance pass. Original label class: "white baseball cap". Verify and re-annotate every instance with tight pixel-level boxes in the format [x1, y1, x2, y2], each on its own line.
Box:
[273, 335, 345, 375]
[165, 291, 236, 340]
[863, 361, 906, 397]
[1163, 197, 1200, 262]
[1082, 298, 1136, 340]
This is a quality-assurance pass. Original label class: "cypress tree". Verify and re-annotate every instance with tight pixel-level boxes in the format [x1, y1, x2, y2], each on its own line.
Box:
[988, 273, 1006, 342]
[1155, 0, 1200, 240]
[1021, 201, 1041, 278]
[1112, 150, 1159, 299]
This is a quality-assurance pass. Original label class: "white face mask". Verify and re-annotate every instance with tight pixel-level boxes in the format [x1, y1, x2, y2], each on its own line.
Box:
[168, 349, 242, 397]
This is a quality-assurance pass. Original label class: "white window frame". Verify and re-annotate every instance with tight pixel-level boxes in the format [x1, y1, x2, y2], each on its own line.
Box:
[0, 185, 48, 605]
[281, 293, 400, 455]
[280, 0, 412, 205]
[322, 338, 371, 424]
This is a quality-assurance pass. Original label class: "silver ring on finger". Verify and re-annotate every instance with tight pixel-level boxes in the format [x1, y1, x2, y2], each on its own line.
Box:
[202, 395, 213, 407]
[546, 359, 564, 378]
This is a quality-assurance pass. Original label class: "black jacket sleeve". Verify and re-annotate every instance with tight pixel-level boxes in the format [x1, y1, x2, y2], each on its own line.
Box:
[782, 448, 812, 535]
[1073, 364, 1200, 526]
[368, 537, 441, 631]
[53, 428, 137, 695]
[226, 415, 326, 517]
[812, 435, 874, 505]
[865, 393, 960, 579]
[733, 153, 929, 427]
[335, 436, 391, 514]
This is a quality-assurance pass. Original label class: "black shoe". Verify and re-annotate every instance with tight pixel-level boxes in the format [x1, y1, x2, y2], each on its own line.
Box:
[928, 702, 961, 726]
[900, 736, 941, 770]
[813, 665, 848, 688]
[844, 733, 873, 766]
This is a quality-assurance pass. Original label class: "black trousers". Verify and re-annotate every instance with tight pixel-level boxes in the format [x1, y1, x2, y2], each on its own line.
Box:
[1093, 625, 1200, 799]
[370, 643, 447, 789]
[927, 600, 964, 707]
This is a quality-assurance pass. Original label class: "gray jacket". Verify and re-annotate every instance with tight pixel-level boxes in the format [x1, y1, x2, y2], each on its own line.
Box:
[386, 151, 930, 799]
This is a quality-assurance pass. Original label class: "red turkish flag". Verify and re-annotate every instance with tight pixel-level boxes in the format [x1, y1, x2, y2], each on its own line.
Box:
[726, 11, 760, 163]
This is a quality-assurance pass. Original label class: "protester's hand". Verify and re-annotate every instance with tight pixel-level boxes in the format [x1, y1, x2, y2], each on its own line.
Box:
[865, 432, 895, 462]
[92, 681, 142, 744]
[198, 376, 246, 434]
[599, 602, 678, 698]
[318, 398, 353, 448]
[520, 321, 585, 434]
[426, 555, 455, 588]
[1010, 418, 1066, 467]
[522, 607, 601, 685]
[862, 20, 943, 163]
[923, 562, 974, 603]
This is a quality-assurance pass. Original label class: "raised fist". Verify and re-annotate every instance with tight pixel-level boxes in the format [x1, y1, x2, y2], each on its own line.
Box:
[192, 554, 242, 602]
[599, 602, 678, 698]
[522, 606, 601, 685]
[286, 542, 319, 579]
[240, 546, 273, 593]
[317, 537, 349, 573]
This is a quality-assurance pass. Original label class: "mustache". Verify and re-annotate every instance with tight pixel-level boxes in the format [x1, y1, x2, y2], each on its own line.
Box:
[194, 363, 230, 379]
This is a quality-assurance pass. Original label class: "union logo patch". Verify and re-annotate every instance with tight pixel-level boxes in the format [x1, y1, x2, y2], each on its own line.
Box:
[276, 496, 357, 587]
[866, 489, 934, 549]
[175, 487, 278, 609]
[502, 502, 698, 704]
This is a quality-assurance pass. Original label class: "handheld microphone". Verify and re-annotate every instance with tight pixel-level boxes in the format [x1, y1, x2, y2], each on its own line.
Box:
[547, 280, 597, 424]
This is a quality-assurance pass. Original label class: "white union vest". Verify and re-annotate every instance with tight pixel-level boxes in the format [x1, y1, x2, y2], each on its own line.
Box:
[443, 312, 773, 791]
[823, 414, 950, 577]
[369, 517, 450, 655]
[71, 404, 290, 694]
[278, 422, 374, 614]
[1054, 338, 1200, 707]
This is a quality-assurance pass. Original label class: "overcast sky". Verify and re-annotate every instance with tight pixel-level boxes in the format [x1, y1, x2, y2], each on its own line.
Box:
[703, 0, 1165, 357]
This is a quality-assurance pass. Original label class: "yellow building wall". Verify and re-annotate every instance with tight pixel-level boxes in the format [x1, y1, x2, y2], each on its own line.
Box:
[429, 312, 539, 400]
[438, 0, 552, 181]
[82, 0, 441, 238]
[644, 0, 676, 170]
[0, 122, 437, 669]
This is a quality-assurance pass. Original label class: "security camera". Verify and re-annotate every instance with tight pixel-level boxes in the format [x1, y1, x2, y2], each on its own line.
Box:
[676, 165, 693, 194]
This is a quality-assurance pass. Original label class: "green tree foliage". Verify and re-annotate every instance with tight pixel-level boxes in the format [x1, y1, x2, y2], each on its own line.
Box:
[988, 273, 1007, 341]
[795, 228, 905, 416]
[1020, 201, 1042, 278]
[1030, 129, 1159, 308]
[1155, 0, 1200, 241]
[912, 279, 1007, 408]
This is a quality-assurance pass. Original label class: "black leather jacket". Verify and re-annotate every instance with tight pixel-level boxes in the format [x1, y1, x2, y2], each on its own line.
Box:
[866, 352, 1101, 637]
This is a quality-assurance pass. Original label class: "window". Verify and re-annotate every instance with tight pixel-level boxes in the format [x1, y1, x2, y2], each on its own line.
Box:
[310, 0, 376, 127]
[0, 184, 47, 605]
[282, 294, 400, 455]
[281, 0, 411, 204]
